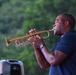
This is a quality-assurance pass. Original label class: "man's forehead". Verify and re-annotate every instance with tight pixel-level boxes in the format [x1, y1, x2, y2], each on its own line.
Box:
[55, 15, 63, 20]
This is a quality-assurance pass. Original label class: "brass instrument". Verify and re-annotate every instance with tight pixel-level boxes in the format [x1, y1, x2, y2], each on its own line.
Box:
[5, 29, 53, 47]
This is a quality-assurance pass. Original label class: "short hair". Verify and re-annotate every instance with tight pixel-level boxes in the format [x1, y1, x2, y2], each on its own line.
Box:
[60, 13, 75, 29]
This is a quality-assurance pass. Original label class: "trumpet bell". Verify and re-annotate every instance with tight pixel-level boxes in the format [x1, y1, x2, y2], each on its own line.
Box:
[5, 37, 10, 46]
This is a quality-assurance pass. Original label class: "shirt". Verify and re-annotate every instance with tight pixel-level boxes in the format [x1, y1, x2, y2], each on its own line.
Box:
[49, 30, 76, 75]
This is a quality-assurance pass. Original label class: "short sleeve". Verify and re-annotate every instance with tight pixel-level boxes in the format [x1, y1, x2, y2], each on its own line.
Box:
[56, 43, 72, 55]
[55, 33, 76, 55]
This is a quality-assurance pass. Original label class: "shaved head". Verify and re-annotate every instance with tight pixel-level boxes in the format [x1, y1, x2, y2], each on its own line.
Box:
[59, 13, 75, 29]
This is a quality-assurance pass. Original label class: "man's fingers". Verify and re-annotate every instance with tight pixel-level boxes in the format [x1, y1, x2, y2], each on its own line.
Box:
[29, 29, 36, 34]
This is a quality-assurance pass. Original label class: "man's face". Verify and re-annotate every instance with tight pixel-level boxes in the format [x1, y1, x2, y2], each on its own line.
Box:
[53, 15, 65, 36]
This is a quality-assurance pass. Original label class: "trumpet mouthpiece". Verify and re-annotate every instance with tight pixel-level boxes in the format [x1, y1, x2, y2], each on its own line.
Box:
[48, 29, 54, 31]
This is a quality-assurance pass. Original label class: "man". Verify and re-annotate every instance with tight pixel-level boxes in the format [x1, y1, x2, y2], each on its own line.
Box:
[28, 13, 76, 75]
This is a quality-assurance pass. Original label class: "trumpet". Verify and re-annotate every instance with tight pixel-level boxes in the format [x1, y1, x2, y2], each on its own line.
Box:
[5, 29, 53, 47]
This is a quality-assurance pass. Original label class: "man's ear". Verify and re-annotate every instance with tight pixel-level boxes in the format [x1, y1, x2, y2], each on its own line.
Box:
[65, 21, 69, 26]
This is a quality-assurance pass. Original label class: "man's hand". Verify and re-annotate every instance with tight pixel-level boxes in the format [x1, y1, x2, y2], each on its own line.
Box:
[28, 29, 44, 48]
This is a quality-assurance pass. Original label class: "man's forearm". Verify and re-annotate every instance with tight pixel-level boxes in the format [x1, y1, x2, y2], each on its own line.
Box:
[41, 46, 55, 65]
[34, 47, 50, 69]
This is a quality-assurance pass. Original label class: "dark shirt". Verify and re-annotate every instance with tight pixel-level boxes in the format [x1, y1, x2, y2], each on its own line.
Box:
[49, 30, 76, 75]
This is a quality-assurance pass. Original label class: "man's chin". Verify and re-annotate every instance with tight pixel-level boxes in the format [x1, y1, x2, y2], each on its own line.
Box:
[54, 32, 62, 36]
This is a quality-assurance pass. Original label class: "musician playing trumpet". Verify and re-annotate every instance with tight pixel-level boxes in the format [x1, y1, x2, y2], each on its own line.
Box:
[28, 13, 76, 75]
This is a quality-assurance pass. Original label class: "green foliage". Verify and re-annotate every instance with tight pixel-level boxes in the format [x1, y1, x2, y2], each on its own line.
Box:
[0, 0, 76, 75]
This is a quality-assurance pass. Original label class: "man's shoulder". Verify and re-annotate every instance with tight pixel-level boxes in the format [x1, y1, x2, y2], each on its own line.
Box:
[63, 30, 76, 38]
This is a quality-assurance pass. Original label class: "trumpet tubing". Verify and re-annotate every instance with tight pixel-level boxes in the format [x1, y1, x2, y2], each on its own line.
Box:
[5, 29, 53, 47]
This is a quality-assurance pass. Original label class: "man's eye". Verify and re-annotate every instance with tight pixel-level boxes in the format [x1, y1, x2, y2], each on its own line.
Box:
[55, 19, 59, 23]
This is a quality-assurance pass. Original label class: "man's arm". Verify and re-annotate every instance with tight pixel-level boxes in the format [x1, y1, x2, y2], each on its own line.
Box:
[34, 47, 50, 69]
[34, 45, 67, 69]
[41, 46, 67, 66]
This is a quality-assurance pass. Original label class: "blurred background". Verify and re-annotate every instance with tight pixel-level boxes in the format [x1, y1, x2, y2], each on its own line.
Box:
[0, 0, 76, 75]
